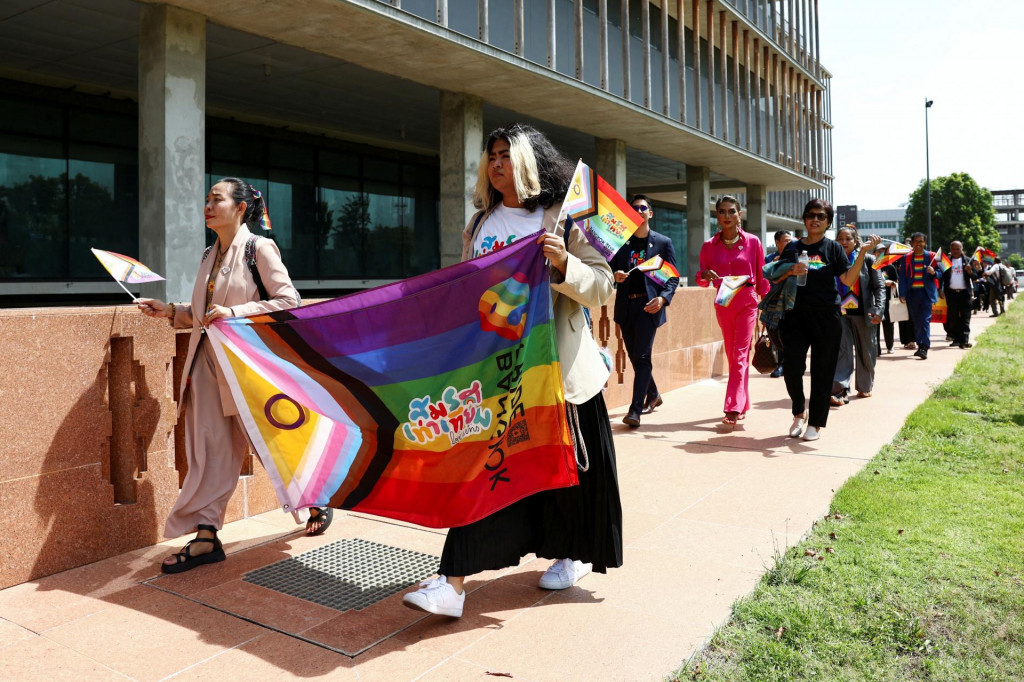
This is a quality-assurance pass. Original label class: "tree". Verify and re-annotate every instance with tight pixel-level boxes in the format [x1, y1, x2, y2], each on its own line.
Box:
[901, 172, 1001, 253]
[1005, 253, 1024, 271]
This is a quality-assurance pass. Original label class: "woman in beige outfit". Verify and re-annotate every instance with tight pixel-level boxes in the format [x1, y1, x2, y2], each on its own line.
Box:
[137, 177, 309, 573]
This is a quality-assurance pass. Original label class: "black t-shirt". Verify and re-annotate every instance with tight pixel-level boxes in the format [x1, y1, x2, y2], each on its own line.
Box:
[625, 234, 649, 297]
[781, 237, 849, 309]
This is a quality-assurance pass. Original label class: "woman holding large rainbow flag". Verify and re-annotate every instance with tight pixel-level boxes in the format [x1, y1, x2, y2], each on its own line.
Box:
[402, 124, 623, 619]
[136, 178, 305, 573]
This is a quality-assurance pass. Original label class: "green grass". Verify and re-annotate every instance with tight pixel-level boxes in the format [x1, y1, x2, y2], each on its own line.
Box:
[673, 306, 1024, 682]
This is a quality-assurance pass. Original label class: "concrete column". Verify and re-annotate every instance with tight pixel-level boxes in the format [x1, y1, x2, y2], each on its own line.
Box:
[138, 5, 206, 304]
[745, 184, 768, 247]
[594, 138, 627, 197]
[686, 166, 710, 284]
[439, 91, 483, 267]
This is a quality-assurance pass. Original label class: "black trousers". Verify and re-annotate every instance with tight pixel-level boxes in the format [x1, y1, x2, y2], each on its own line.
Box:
[781, 306, 842, 428]
[945, 289, 972, 345]
[619, 297, 660, 415]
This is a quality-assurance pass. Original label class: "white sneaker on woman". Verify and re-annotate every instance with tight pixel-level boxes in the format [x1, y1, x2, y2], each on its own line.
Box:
[539, 558, 592, 590]
[802, 425, 821, 441]
[789, 413, 807, 438]
[402, 576, 464, 617]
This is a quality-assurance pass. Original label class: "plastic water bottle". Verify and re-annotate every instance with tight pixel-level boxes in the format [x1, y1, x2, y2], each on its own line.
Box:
[796, 250, 809, 287]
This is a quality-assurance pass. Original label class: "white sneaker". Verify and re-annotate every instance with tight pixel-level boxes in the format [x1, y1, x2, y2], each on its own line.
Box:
[802, 425, 821, 441]
[402, 576, 464, 618]
[538, 558, 592, 590]
[789, 414, 806, 438]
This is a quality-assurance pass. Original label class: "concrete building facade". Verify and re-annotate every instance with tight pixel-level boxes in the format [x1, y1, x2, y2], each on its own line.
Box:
[854, 207, 904, 243]
[1, 0, 832, 305]
[992, 188, 1023, 256]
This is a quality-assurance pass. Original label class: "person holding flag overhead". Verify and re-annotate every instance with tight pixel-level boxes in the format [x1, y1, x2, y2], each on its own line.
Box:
[610, 194, 679, 427]
[402, 124, 622, 619]
[897, 232, 940, 359]
[136, 178, 303, 574]
[696, 196, 770, 426]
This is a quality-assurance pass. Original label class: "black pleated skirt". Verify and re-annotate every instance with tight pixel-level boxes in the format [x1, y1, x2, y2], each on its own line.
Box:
[438, 391, 623, 576]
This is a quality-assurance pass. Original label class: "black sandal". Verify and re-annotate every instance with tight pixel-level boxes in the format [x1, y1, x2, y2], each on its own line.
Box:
[161, 524, 226, 574]
[305, 507, 334, 536]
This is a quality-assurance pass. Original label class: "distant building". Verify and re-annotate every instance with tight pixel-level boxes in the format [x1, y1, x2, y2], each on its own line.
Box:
[836, 205, 858, 228]
[991, 189, 1023, 256]
[856, 208, 905, 243]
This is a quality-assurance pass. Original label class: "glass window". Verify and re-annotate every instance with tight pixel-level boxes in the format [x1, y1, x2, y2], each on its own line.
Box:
[0, 139, 67, 278]
[68, 144, 139, 278]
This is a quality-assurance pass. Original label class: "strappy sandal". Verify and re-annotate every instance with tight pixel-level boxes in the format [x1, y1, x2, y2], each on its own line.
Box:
[161, 524, 225, 574]
[722, 412, 739, 426]
[305, 507, 334, 536]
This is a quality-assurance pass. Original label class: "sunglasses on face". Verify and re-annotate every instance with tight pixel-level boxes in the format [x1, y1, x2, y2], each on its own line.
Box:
[632, 205, 649, 213]
[804, 212, 828, 221]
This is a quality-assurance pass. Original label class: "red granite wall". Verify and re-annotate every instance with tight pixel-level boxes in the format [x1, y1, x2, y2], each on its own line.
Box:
[0, 287, 722, 589]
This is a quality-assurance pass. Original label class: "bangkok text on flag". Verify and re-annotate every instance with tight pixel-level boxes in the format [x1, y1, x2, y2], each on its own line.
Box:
[206, 233, 577, 529]
[560, 160, 643, 261]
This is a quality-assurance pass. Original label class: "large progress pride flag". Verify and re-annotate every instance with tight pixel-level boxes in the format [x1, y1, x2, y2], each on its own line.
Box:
[206, 233, 576, 529]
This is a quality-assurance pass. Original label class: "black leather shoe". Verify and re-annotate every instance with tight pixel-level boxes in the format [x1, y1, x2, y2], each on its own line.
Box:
[959, 342, 973, 349]
[642, 395, 663, 414]
[919, 348, 928, 359]
[622, 411, 641, 427]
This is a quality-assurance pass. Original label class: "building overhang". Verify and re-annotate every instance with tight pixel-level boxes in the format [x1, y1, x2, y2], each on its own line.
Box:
[152, 0, 824, 192]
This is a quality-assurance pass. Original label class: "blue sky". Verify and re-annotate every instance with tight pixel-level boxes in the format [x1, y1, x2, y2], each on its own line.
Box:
[818, 1, 1023, 209]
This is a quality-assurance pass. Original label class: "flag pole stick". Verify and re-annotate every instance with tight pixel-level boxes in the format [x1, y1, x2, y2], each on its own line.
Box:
[114, 279, 138, 302]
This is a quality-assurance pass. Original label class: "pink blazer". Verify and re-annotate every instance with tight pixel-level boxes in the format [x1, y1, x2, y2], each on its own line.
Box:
[171, 226, 299, 416]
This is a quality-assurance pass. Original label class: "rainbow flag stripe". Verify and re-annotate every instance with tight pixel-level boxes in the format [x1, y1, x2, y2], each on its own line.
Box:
[90, 248, 165, 284]
[207, 233, 576, 528]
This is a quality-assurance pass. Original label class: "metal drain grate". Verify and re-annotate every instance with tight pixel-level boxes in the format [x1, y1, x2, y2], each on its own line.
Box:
[243, 537, 439, 611]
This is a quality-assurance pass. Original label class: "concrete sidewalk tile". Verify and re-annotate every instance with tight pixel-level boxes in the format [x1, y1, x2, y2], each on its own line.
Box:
[42, 588, 262, 682]
[0, 616, 35, 648]
[299, 592, 426, 655]
[416, 657, 498, 681]
[193, 579, 340, 632]
[170, 631, 357, 681]
[457, 599, 702, 682]
[630, 517, 781, 571]
[546, 546, 762, 628]
[393, 578, 546, 656]
[0, 634, 130, 681]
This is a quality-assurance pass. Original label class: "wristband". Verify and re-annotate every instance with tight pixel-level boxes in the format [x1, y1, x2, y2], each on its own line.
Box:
[167, 302, 176, 325]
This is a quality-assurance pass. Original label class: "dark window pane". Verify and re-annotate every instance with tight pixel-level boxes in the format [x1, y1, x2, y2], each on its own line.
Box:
[0, 144, 67, 278]
[70, 109, 135, 148]
[270, 141, 314, 171]
[68, 144, 139, 277]
[0, 97, 63, 137]
[268, 168, 316, 278]
[319, 149, 358, 177]
[319, 178, 363, 278]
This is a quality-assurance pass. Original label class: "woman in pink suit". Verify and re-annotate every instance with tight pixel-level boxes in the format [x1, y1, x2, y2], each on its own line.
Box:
[696, 196, 771, 426]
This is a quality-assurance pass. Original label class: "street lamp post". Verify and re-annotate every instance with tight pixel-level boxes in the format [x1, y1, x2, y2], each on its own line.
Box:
[925, 98, 933, 247]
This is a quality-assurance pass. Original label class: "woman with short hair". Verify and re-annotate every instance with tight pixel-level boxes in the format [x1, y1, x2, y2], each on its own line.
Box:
[773, 199, 881, 441]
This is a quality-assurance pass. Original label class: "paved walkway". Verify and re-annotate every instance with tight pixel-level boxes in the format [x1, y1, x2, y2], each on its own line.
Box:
[0, 309, 1005, 681]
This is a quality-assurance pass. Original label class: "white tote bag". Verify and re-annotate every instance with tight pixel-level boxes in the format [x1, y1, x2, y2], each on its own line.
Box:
[888, 283, 910, 323]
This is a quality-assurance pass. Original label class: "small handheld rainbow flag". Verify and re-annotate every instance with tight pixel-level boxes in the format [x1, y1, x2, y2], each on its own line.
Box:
[560, 160, 643, 261]
[872, 242, 912, 270]
[972, 246, 997, 263]
[628, 255, 664, 274]
[714, 275, 750, 307]
[646, 259, 680, 288]
[931, 247, 952, 270]
[90, 248, 165, 300]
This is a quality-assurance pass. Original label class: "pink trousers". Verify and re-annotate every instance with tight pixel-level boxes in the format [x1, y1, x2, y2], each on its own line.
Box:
[714, 297, 758, 415]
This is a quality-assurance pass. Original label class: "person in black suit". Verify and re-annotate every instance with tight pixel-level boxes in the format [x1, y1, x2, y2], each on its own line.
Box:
[610, 194, 679, 427]
[940, 241, 977, 348]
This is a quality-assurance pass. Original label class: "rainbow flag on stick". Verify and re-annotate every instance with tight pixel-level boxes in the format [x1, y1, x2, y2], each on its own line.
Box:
[972, 246, 997, 263]
[931, 247, 952, 270]
[90, 248, 165, 300]
[560, 160, 643, 261]
[206, 233, 577, 529]
[872, 242, 912, 270]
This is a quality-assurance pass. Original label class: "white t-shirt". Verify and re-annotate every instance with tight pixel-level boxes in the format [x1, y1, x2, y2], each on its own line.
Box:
[948, 256, 967, 290]
[472, 204, 545, 258]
